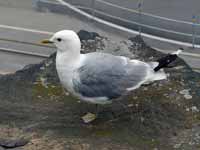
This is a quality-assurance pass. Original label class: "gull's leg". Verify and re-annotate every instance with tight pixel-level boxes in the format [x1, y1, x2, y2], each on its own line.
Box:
[95, 104, 99, 117]
[95, 104, 116, 120]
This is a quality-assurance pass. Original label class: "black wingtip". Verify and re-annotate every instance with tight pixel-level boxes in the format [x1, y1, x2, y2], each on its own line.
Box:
[154, 50, 182, 72]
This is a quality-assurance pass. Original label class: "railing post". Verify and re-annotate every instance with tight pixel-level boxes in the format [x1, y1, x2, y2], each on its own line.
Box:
[137, 0, 143, 36]
[91, 0, 96, 20]
[192, 15, 196, 48]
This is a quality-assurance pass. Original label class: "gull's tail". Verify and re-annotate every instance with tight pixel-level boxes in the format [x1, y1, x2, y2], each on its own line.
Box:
[153, 48, 183, 72]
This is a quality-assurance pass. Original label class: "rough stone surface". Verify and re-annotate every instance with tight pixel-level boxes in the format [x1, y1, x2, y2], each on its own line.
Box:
[0, 31, 199, 150]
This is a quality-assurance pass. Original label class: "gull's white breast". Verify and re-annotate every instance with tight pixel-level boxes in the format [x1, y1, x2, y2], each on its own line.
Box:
[55, 52, 85, 94]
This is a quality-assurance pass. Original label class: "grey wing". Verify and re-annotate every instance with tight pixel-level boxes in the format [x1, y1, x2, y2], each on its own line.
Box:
[73, 53, 149, 99]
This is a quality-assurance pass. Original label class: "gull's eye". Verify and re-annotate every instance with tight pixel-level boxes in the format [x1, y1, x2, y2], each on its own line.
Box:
[57, 38, 62, 42]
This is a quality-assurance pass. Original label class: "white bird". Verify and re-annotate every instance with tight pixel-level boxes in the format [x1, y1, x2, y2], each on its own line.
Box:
[41, 30, 181, 105]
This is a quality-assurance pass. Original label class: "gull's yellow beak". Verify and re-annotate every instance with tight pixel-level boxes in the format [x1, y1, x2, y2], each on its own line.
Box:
[40, 39, 53, 44]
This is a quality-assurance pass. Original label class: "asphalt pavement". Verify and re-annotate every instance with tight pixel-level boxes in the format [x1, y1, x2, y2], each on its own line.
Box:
[0, 0, 127, 74]
[0, 0, 199, 73]
[0, 51, 43, 74]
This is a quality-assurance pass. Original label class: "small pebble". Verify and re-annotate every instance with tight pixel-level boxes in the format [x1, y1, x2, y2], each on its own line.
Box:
[173, 143, 181, 149]
[179, 89, 192, 100]
[40, 66, 45, 70]
[128, 104, 134, 107]
[191, 106, 199, 113]
[140, 117, 145, 122]
[82, 112, 96, 123]
[0, 138, 29, 149]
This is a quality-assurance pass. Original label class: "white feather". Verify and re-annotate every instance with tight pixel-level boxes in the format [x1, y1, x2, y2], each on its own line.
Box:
[172, 49, 182, 55]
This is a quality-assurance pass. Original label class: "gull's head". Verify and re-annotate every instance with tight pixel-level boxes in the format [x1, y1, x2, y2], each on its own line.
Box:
[41, 30, 81, 53]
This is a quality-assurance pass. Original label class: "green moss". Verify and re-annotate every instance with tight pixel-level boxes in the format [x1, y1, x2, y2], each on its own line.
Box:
[29, 72, 192, 149]
[31, 76, 81, 110]
[194, 113, 200, 121]
[32, 80, 65, 100]
[94, 129, 113, 137]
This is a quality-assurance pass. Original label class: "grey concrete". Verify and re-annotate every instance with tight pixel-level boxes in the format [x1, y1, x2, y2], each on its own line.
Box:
[103, 0, 200, 22]
[0, 0, 33, 9]
[0, 0, 127, 73]
[0, 0, 200, 74]
[0, 2, 125, 40]
[61, 0, 200, 72]
[62, 0, 200, 44]
[67, 0, 200, 22]
[35, 0, 200, 54]
[0, 30, 54, 56]
[0, 51, 43, 74]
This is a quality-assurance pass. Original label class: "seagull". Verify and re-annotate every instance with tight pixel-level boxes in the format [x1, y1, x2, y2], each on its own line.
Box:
[41, 30, 182, 105]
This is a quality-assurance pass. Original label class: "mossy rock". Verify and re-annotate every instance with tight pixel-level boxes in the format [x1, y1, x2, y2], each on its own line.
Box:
[0, 31, 199, 150]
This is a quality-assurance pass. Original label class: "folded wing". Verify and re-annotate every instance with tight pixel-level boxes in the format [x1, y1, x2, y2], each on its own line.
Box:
[73, 53, 150, 100]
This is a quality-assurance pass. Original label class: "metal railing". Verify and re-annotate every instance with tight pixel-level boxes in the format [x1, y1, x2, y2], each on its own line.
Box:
[63, 0, 200, 47]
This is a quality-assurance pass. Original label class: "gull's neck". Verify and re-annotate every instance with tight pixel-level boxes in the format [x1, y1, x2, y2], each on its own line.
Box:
[56, 40, 81, 92]
[57, 50, 80, 66]
[56, 40, 81, 69]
